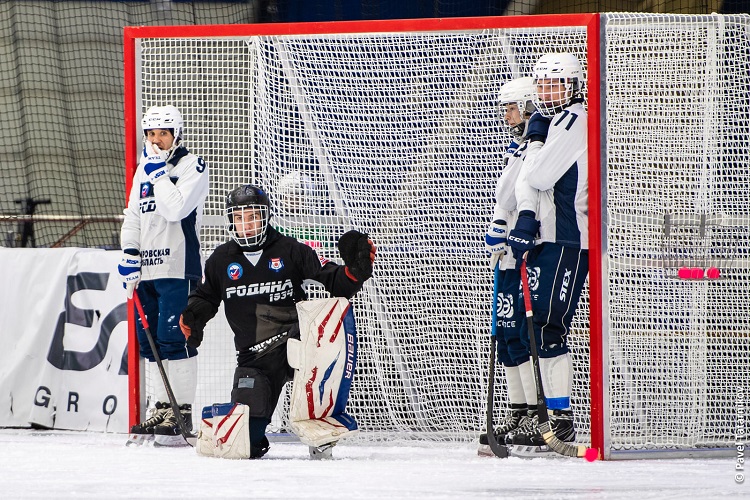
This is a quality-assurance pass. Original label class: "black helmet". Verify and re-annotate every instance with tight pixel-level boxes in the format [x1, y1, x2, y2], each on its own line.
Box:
[225, 185, 271, 248]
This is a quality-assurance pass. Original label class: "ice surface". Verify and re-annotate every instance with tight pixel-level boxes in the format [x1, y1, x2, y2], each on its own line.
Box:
[0, 429, 743, 499]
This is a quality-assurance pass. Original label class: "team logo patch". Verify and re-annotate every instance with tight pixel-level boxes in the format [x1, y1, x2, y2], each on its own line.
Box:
[528, 266, 541, 291]
[269, 258, 284, 272]
[227, 263, 243, 280]
[140, 182, 152, 198]
[318, 254, 330, 267]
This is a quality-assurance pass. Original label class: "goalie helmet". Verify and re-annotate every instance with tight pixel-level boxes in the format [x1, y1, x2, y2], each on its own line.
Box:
[141, 105, 184, 142]
[225, 184, 271, 248]
[498, 77, 536, 139]
[276, 170, 316, 213]
[532, 52, 583, 117]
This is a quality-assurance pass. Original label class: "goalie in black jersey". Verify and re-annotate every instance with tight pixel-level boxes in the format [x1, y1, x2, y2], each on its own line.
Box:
[179, 184, 375, 459]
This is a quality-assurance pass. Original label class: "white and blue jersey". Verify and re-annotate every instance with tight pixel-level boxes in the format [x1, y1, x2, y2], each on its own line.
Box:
[121, 144, 209, 281]
[516, 101, 588, 249]
[492, 139, 525, 271]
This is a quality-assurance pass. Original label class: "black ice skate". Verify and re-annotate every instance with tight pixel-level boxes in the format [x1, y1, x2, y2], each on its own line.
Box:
[508, 409, 576, 458]
[126, 402, 171, 446]
[477, 404, 526, 457]
[153, 404, 195, 447]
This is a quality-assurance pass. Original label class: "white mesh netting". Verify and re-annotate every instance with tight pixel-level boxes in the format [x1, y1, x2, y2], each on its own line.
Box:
[132, 13, 749, 456]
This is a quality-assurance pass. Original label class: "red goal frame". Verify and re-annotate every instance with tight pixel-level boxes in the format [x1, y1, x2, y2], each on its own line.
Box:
[123, 13, 604, 457]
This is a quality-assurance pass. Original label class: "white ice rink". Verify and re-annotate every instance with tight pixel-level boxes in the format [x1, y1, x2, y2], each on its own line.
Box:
[0, 429, 744, 499]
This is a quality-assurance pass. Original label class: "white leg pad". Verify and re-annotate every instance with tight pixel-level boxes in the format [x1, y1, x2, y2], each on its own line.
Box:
[291, 413, 359, 448]
[287, 298, 359, 447]
[196, 403, 250, 459]
[540, 353, 573, 405]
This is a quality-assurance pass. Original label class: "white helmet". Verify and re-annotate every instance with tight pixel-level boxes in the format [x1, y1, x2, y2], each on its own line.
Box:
[276, 171, 316, 212]
[141, 105, 184, 142]
[532, 53, 583, 117]
[498, 76, 536, 138]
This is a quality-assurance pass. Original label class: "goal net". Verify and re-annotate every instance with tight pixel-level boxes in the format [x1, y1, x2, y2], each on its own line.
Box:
[125, 13, 750, 459]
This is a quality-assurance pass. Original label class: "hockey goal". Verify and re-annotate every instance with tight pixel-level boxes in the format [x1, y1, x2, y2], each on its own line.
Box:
[124, 13, 750, 459]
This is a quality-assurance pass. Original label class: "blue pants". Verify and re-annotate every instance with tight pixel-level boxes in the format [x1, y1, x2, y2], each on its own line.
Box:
[135, 278, 198, 362]
[495, 268, 528, 367]
[519, 243, 589, 359]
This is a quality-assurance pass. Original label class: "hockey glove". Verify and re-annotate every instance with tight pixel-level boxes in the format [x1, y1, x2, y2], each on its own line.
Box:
[117, 248, 141, 299]
[180, 310, 204, 348]
[337, 230, 376, 282]
[525, 113, 551, 143]
[143, 142, 169, 184]
[507, 211, 540, 264]
[485, 219, 507, 271]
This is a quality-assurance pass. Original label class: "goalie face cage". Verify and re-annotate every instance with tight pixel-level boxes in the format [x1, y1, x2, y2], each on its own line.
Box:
[124, 13, 750, 460]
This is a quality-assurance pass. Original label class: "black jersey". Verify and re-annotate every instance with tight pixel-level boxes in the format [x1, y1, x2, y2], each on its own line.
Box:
[185, 227, 362, 352]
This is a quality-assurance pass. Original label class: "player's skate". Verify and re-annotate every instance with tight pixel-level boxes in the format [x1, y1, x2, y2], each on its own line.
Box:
[126, 401, 170, 446]
[250, 437, 270, 459]
[309, 441, 336, 460]
[153, 404, 196, 447]
[508, 409, 575, 458]
[477, 405, 525, 457]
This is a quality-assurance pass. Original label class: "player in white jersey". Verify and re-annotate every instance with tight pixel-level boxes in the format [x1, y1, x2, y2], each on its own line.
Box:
[507, 53, 590, 452]
[479, 77, 550, 455]
[118, 105, 209, 443]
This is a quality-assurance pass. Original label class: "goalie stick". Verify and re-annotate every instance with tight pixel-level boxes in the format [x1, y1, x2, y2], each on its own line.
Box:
[484, 263, 510, 458]
[129, 291, 196, 447]
[520, 259, 596, 460]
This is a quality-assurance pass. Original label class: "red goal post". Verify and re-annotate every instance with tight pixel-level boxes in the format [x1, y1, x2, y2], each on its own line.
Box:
[123, 13, 749, 460]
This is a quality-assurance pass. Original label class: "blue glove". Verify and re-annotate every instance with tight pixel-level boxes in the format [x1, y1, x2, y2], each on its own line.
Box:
[485, 219, 507, 270]
[526, 113, 551, 143]
[118, 248, 141, 299]
[485, 219, 507, 251]
[143, 143, 169, 184]
[507, 211, 539, 263]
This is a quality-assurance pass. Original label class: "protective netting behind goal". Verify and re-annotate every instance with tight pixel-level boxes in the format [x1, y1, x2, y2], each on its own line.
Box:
[603, 13, 750, 455]
[130, 13, 750, 456]
[135, 24, 592, 442]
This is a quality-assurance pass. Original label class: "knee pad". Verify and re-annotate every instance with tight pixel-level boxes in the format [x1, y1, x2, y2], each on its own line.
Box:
[231, 367, 273, 419]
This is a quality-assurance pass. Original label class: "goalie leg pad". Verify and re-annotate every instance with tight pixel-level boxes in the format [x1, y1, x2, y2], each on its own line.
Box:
[288, 298, 359, 447]
[231, 367, 273, 419]
[291, 412, 359, 448]
[196, 403, 251, 459]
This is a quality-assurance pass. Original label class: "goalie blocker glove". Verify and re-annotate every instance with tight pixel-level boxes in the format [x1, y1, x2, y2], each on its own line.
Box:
[507, 211, 540, 264]
[337, 230, 376, 282]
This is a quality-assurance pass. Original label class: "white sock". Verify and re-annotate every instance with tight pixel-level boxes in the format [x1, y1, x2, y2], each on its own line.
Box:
[518, 361, 538, 409]
[504, 364, 525, 406]
[168, 356, 198, 406]
[147, 360, 169, 404]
